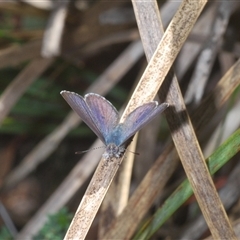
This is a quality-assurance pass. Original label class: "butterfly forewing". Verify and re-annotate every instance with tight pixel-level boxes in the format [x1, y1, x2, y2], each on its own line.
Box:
[118, 102, 169, 146]
[60, 91, 106, 144]
[85, 93, 119, 143]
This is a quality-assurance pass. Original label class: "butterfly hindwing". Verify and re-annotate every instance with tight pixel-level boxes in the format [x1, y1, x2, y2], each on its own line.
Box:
[85, 93, 119, 143]
[60, 91, 106, 144]
[118, 102, 169, 146]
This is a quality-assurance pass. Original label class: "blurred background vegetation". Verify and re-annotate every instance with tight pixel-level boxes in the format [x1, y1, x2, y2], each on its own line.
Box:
[0, 1, 239, 239]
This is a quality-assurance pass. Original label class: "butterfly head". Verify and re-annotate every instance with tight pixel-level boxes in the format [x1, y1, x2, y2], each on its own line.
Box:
[103, 143, 125, 160]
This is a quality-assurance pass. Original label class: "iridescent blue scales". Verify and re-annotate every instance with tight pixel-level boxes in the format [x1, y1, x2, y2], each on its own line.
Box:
[61, 91, 169, 160]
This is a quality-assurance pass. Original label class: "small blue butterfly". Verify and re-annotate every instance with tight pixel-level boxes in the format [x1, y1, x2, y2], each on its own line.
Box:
[61, 91, 168, 160]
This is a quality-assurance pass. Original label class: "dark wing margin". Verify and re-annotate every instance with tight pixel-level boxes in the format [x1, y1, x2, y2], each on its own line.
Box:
[60, 91, 106, 144]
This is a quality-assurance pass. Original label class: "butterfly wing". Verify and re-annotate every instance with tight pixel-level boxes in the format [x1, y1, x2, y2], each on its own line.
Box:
[118, 102, 169, 146]
[85, 93, 119, 144]
[61, 91, 106, 144]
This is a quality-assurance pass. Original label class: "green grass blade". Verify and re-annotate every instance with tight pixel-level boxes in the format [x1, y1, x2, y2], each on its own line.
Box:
[133, 129, 240, 240]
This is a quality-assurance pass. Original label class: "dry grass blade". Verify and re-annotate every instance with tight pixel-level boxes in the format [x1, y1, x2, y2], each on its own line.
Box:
[41, 1, 69, 57]
[109, 135, 137, 216]
[98, 1, 182, 233]
[123, 0, 207, 116]
[0, 40, 42, 69]
[205, 220, 240, 240]
[185, 1, 240, 104]
[102, 1, 237, 239]
[0, 1, 48, 17]
[64, 157, 122, 240]
[133, 0, 236, 239]
[156, 5, 236, 239]
[78, 29, 139, 57]
[219, 51, 235, 75]
[102, 56, 240, 240]
[180, 159, 240, 239]
[175, 3, 217, 79]
[192, 59, 240, 134]
[15, 139, 103, 240]
[204, 99, 240, 157]
[64, 1, 209, 239]
[103, 145, 178, 240]
[22, 0, 53, 10]
[0, 200, 18, 237]
[98, 134, 138, 237]
[133, 128, 240, 239]
[0, 57, 53, 125]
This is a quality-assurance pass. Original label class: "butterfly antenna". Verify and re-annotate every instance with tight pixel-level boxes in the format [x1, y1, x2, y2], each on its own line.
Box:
[125, 148, 139, 156]
[75, 146, 105, 154]
[121, 148, 139, 163]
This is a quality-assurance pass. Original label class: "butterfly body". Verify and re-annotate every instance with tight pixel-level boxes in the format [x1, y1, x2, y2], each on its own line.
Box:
[103, 143, 125, 159]
[104, 125, 123, 146]
[61, 91, 168, 160]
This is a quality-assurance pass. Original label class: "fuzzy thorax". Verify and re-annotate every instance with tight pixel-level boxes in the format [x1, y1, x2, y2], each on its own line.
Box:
[102, 143, 125, 160]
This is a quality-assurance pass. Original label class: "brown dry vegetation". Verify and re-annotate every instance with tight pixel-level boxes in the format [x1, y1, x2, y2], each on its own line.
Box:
[0, 1, 239, 240]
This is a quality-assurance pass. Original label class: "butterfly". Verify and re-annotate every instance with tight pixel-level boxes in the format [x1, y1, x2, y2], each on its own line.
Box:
[61, 91, 169, 160]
